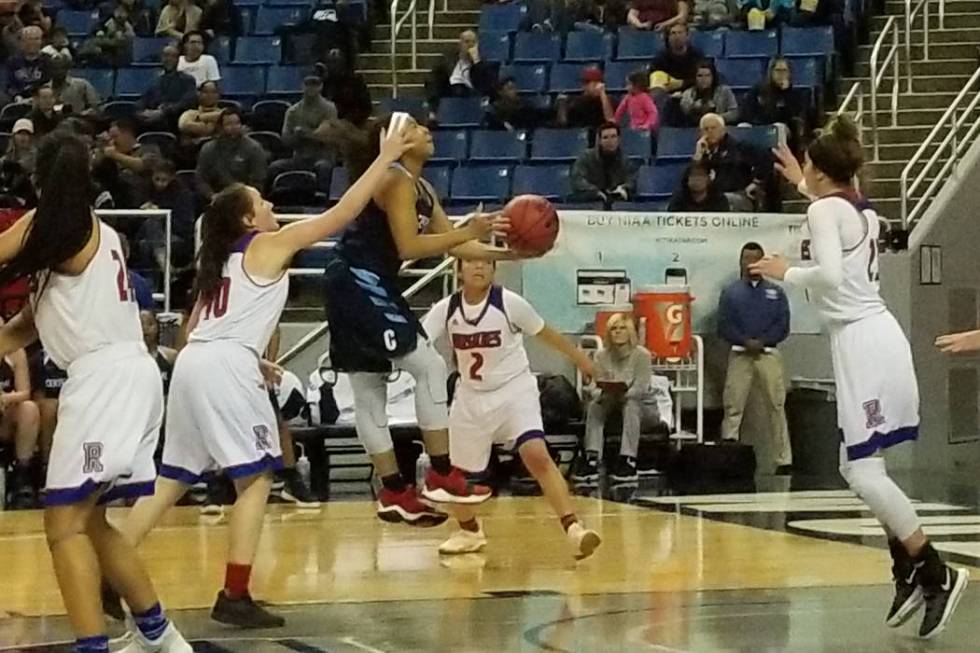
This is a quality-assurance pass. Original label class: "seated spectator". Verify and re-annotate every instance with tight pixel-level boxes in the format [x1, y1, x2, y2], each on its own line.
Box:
[18, 0, 51, 35]
[195, 107, 267, 199]
[269, 74, 338, 185]
[156, 0, 202, 38]
[694, 112, 769, 210]
[0, 8, 24, 64]
[45, 55, 101, 116]
[79, 1, 135, 67]
[139, 158, 196, 270]
[737, 0, 818, 28]
[317, 50, 372, 128]
[650, 22, 701, 93]
[40, 26, 74, 63]
[556, 66, 614, 130]
[689, 0, 730, 26]
[571, 122, 637, 206]
[574, 313, 654, 482]
[200, 0, 242, 39]
[119, 233, 155, 309]
[627, 0, 687, 30]
[614, 70, 659, 132]
[177, 79, 222, 142]
[680, 59, 738, 126]
[177, 30, 221, 87]
[0, 334, 42, 509]
[532, 0, 628, 33]
[136, 44, 198, 131]
[93, 117, 161, 208]
[668, 160, 730, 211]
[485, 76, 551, 131]
[27, 84, 62, 136]
[0, 118, 37, 206]
[2, 118, 36, 174]
[5, 26, 46, 103]
[103, 0, 155, 37]
[741, 57, 808, 153]
[425, 29, 498, 120]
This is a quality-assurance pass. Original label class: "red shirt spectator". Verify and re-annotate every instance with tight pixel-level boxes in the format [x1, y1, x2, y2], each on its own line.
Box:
[628, 0, 687, 29]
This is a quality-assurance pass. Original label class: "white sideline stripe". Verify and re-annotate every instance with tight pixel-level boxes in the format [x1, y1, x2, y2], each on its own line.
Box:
[790, 515, 980, 537]
[641, 490, 857, 504]
[679, 500, 967, 514]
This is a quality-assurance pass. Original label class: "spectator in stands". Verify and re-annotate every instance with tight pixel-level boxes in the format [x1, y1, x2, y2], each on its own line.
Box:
[18, 0, 51, 35]
[614, 70, 659, 132]
[576, 312, 653, 482]
[139, 158, 196, 269]
[0, 118, 37, 206]
[736, 0, 809, 28]
[178, 79, 222, 142]
[556, 66, 614, 130]
[93, 117, 161, 208]
[295, 3, 360, 70]
[693, 113, 768, 210]
[79, 1, 135, 67]
[650, 22, 700, 93]
[199, 0, 242, 39]
[0, 332, 41, 509]
[136, 43, 198, 131]
[177, 30, 221, 87]
[27, 84, 61, 136]
[425, 29, 498, 121]
[718, 241, 792, 474]
[668, 160, 730, 211]
[5, 26, 46, 103]
[571, 122, 637, 207]
[530, 0, 628, 32]
[689, 0, 730, 26]
[626, 0, 688, 30]
[156, 0, 202, 38]
[119, 233, 155, 309]
[2, 118, 36, 174]
[40, 26, 74, 63]
[195, 107, 267, 199]
[45, 55, 101, 116]
[317, 50, 372, 128]
[485, 75, 551, 131]
[0, 7, 24, 64]
[679, 59, 738, 126]
[742, 57, 808, 154]
[269, 74, 338, 186]
[104, 0, 155, 37]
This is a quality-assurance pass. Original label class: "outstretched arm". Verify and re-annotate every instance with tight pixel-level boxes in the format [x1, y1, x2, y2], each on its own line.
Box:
[936, 330, 980, 353]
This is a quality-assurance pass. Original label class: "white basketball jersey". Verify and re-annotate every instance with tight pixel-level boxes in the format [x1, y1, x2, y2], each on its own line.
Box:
[33, 221, 144, 370]
[423, 286, 545, 392]
[799, 194, 887, 326]
[189, 231, 289, 355]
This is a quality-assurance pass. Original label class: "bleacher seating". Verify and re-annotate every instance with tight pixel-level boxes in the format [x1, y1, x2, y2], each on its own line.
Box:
[236, 37, 282, 64]
[470, 129, 527, 162]
[637, 164, 687, 200]
[431, 130, 469, 163]
[450, 165, 512, 202]
[513, 33, 561, 63]
[617, 29, 664, 61]
[513, 165, 571, 200]
[724, 30, 779, 59]
[530, 128, 588, 162]
[478, 3, 525, 33]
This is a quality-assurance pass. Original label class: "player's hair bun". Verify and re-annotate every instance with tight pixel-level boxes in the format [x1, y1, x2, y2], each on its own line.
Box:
[827, 115, 860, 144]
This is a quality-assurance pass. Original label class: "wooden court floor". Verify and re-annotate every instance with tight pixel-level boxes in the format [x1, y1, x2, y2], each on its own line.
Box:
[1, 495, 978, 652]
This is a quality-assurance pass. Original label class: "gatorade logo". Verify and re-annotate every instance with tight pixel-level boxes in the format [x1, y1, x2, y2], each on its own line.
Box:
[663, 304, 685, 344]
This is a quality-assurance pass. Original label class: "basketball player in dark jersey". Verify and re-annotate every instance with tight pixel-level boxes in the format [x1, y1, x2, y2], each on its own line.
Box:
[140, 311, 176, 395]
[0, 337, 40, 508]
[325, 113, 512, 524]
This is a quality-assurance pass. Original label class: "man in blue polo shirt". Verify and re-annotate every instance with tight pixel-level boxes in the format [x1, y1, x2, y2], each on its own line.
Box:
[718, 241, 792, 474]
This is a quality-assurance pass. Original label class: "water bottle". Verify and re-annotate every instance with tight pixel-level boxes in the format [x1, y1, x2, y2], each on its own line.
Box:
[415, 452, 431, 488]
[295, 443, 311, 491]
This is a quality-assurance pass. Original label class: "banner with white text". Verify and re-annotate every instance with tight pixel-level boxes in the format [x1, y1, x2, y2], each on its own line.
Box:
[521, 211, 822, 335]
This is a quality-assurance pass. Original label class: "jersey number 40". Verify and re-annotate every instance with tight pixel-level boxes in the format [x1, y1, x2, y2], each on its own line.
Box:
[203, 278, 232, 320]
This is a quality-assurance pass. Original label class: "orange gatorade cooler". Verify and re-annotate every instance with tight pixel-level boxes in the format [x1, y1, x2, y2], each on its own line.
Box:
[594, 304, 635, 340]
[632, 285, 694, 359]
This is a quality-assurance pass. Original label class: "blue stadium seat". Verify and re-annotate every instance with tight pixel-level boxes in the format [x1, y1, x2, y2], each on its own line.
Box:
[422, 166, 451, 200]
[603, 61, 639, 93]
[524, 94, 552, 111]
[479, 31, 511, 63]
[513, 33, 561, 63]
[378, 96, 428, 121]
[220, 65, 268, 98]
[74, 69, 114, 99]
[266, 65, 304, 95]
[549, 63, 586, 94]
[780, 25, 834, 58]
[617, 28, 664, 61]
[564, 31, 608, 62]
[530, 128, 588, 162]
[478, 3, 525, 33]
[137, 131, 177, 156]
[611, 200, 668, 211]
[502, 64, 548, 93]
[556, 201, 604, 210]
[637, 164, 686, 199]
[431, 129, 468, 163]
[470, 129, 528, 162]
[512, 165, 571, 201]
[249, 99, 290, 132]
[716, 58, 767, 91]
[271, 171, 324, 206]
[132, 37, 171, 64]
[654, 127, 699, 161]
[725, 30, 778, 59]
[730, 125, 779, 150]
[450, 165, 512, 202]
[435, 97, 484, 128]
[254, 6, 305, 35]
[59, 9, 97, 36]
[103, 100, 137, 120]
[621, 129, 653, 162]
[329, 167, 349, 201]
[211, 36, 232, 64]
[114, 67, 156, 98]
[235, 36, 282, 64]
[240, 7, 253, 35]
[786, 56, 820, 89]
[250, 130, 287, 160]
[691, 30, 724, 58]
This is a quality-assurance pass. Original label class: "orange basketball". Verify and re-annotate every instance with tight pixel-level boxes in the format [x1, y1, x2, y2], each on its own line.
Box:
[503, 194, 560, 257]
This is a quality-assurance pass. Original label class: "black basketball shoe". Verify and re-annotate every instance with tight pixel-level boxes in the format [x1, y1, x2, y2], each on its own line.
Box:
[885, 565, 923, 627]
[211, 591, 285, 629]
[571, 455, 599, 483]
[918, 566, 969, 639]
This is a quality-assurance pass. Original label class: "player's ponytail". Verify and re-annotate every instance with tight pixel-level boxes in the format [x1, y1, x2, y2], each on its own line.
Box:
[807, 115, 864, 185]
[0, 131, 94, 298]
[194, 184, 252, 304]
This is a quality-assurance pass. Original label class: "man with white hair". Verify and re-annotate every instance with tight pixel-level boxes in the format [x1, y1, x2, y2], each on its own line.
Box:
[694, 112, 771, 210]
[425, 28, 498, 119]
[5, 25, 44, 102]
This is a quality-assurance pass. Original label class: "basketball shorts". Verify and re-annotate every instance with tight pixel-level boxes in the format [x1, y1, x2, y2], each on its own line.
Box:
[323, 255, 423, 373]
[160, 340, 283, 483]
[449, 373, 545, 473]
[831, 311, 920, 461]
[44, 343, 164, 506]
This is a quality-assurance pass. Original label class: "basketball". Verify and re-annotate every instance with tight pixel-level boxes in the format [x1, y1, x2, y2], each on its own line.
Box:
[503, 194, 560, 257]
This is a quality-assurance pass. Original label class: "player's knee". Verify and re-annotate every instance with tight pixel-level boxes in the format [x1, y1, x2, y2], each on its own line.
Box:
[839, 456, 886, 496]
[17, 400, 40, 429]
[518, 437, 553, 476]
[410, 346, 449, 430]
[43, 508, 91, 550]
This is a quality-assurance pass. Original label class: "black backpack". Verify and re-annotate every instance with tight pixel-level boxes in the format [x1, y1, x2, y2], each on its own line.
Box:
[537, 374, 582, 431]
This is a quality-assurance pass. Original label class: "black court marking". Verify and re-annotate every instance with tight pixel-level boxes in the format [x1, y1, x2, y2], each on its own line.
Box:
[186, 641, 237, 653]
[276, 638, 333, 653]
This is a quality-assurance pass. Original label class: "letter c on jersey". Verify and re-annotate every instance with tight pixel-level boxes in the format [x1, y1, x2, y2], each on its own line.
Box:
[383, 329, 397, 352]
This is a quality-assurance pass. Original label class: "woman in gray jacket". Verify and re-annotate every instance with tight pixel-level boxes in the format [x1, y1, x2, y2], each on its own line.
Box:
[680, 59, 739, 126]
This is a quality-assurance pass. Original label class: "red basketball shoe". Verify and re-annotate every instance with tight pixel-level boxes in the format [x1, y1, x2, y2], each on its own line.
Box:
[377, 486, 448, 527]
[422, 468, 492, 504]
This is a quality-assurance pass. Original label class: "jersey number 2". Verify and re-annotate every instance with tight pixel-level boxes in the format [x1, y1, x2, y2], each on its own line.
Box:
[468, 353, 484, 381]
[868, 240, 880, 283]
[203, 278, 231, 320]
[110, 250, 133, 303]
